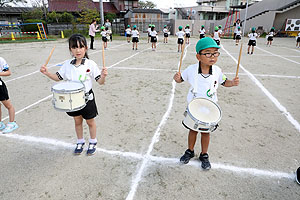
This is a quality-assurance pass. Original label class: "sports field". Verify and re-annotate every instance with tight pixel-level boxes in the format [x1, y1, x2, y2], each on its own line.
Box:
[0, 35, 299, 199]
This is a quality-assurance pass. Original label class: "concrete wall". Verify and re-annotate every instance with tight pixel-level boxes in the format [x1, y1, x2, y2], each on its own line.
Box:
[242, 11, 276, 34]
[273, 6, 300, 31]
[173, 19, 205, 36]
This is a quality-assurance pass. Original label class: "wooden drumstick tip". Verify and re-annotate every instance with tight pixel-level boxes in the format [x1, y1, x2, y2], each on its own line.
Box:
[236, 43, 243, 78]
[45, 46, 56, 67]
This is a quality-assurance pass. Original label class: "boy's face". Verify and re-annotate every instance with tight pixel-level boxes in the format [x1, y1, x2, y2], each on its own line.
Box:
[196, 47, 219, 66]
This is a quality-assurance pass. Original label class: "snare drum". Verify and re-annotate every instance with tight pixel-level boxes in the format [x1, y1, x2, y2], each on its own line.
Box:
[51, 81, 86, 112]
[183, 98, 222, 133]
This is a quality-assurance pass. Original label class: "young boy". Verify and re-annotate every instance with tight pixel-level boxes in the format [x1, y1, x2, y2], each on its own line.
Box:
[173, 37, 239, 169]
[266, 27, 275, 47]
[131, 25, 139, 50]
[147, 24, 152, 43]
[0, 57, 18, 133]
[199, 25, 206, 39]
[248, 27, 259, 54]
[296, 32, 300, 48]
[218, 25, 223, 37]
[163, 25, 169, 43]
[185, 24, 191, 44]
[235, 26, 242, 45]
[125, 25, 131, 43]
[176, 26, 185, 52]
[213, 26, 221, 45]
[100, 26, 108, 49]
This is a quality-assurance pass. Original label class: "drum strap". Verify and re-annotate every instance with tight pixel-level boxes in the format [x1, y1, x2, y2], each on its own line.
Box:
[85, 89, 93, 101]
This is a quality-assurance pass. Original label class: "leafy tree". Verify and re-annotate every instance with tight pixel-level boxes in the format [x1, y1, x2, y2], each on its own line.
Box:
[60, 12, 74, 23]
[22, 8, 44, 20]
[138, 0, 156, 9]
[105, 13, 116, 23]
[77, 0, 100, 24]
[0, 0, 27, 7]
[47, 11, 61, 23]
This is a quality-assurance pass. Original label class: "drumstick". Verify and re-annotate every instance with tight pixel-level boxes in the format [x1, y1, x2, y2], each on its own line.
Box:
[45, 46, 56, 66]
[102, 42, 105, 68]
[236, 43, 243, 77]
[178, 37, 186, 73]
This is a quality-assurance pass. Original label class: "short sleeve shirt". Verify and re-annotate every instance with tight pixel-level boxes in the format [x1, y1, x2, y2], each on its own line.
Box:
[176, 31, 185, 39]
[248, 33, 258, 40]
[199, 29, 205, 34]
[0, 57, 9, 72]
[126, 28, 131, 34]
[163, 28, 168, 33]
[181, 63, 227, 103]
[56, 58, 101, 93]
[101, 31, 107, 37]
[213, 32, 220, 40]
[131, 30, 139, 37]
[150, 30, 157, 37]
[185, 28, 191, 34]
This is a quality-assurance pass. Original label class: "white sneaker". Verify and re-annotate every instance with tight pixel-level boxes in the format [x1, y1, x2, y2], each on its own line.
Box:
[0, 121, 5, 130]
[2, 122, 18, 134]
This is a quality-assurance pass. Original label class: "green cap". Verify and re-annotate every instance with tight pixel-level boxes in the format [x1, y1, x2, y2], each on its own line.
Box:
[251, 27, 256, 31]
[271, 27, 275, 30]
[152, 24, 155, 27]
[195, 37, 220, 53]
[201, 25, 204, 28]
[164, 25, 167, 27]
[186, 24, 189, 27]
[237, 26, 241, 29]
[127, 25, 130, 27]
[149, 24, 152, 26]
[179, 26, 183, 29]
[215, 26, 219, 31]
[101, 26, 105, 29]
[133, 25, 137, 28]
[219, 25, 222, 28]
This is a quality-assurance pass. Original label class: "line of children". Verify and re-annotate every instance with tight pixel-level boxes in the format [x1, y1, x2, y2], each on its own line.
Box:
[163, 25, 169, 43]
[0, 57, 18, 134]
[248, 27, 259, 54]
[150, 25, 158, 51]
[131, 25, 139, 50]
[173, 37, 239, 169]
[176, 26, 185, 52]
[266, 27, 275, 47]
[100, 26, 108, 49]
[235, 26, 242, 45]
[184, 24, 191, 44]
[199, 25, 206, 39]
[40, 34, 107, 155]
[297, 32, 300, 48]
[125, 25, 131, 43]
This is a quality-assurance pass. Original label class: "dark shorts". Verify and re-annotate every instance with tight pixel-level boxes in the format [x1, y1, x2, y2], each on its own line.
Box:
[214, 39, 220, 45]
[186, 33, 190, 38]
[297, 37, 300, 42]
[248, 40, 256, 46]
[102, 36, 107, 42]
[66, 90, 98, 120]
[0, 79, 9, 101]
[200, 34, 205, 39]
[267, 36, 273, 41]
[236, 35, 241, 40]
[148, 33, 151, 37]
[132, 37, 139, 43]
[164, 33, 168, 37]
[151, 36, 157, 43]
[127, 34, 131, 38]
[178, 38, 184, 44]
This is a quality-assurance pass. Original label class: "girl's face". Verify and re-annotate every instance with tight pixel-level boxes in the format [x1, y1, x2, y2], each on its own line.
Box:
[70, 41, 87, 59]
[196, 47, 219, 66]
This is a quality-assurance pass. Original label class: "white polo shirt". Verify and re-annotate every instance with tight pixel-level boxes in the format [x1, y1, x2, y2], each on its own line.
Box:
[236, 30, 241, 36]
[131, 30, 139, 38]
[199, 28, 205, 35]
[0, 57, 9, 72]
[185, 28, 191, 34]
[181, 63, 227, 103]
[126, 28, 131, 35]
[213, 32, 220, 40]
[56, 58, 101, 93]
[101, 31, 107, 37]
[268, 31, 274, 37]
[147, 27, 151, 34]
[163, 28, 168, 33]
[176, 31, 185, 39]
[150, 30, 157, 37]
[248, 33, 258, 40]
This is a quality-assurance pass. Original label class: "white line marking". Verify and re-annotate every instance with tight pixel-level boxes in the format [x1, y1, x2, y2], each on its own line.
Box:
[111, 66, 174, 72]
[0, 133, 295, 180]
[224, 72, 300, 79]
[256, 46, 300, 65]
[221, 45, 300, 132]
[125, 43, 190, 200]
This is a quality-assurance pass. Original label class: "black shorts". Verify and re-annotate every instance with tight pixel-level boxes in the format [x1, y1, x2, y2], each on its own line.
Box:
[148, 33, 151, 37]
[235, 35, 241, 40]
[102, 36, 107, 42]
[178, 38, 184, 44]
[164, 33, 168, 37]
[214, 39, 220, 45]
[0, 79, 9, 101]
[297, 37, 300, 42]
[67, 90, 98, 120]
[248, 40, 256, 46]
[200, 34, 205, 39]
[132, 37, 139, 43]
[267, 36, 273, 41]
[151, 36, 157, 43]
[127, 34, 131, 38]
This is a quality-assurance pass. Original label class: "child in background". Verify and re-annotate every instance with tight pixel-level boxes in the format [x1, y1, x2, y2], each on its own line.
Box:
[0, 57, 18, 134]
[125, 25, 131, 43]
[176, 26, 185, 52]
[297, 32, 300, 48]
[163, 25, 169, 43]
[235, 26, 242, 45]
[199, 25, 206, 39]
[150, 25, 158, 51]
[131, 25, 139, 50]
[266, 27, 275, 47]
[106, 26, 112, 42]
[173, 37, 239, 169]
[213, 26, 221, 45]
[40, 34, 107, 155]
[101, 26, 108, 49]
[185, 24, 191, 44]
[147, 24, 152, 43]
[218, 25, 223, 38]
[248, 27, 259, 54]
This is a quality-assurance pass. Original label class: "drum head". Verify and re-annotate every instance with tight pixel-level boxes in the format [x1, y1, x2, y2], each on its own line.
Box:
[52, 81, 84, 91]
[188, 98, 221, 123]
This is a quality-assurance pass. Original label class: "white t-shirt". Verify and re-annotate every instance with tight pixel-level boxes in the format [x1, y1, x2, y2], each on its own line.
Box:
[234, 23, 241, 33]
[147, 27, 151, 34]
[131, 30, 139, 38]
[199, 28, 205, 35]
[297, 33, 300, 40]
[100, 31, 107, 37]
[126, 28, 131, 35]
[0, 57, 9, 72]
[218, 29, 222, 35]
[236, 30, 241, 36]
[150, 30, 157, 37]
[213, 32, 220, 40]
[176, 31, 185, 39]
[163, 28, 168, 33]
[181, 63, 226, 103]
[268, 31, 274, 37]
[248, 32, 258, 40]
[57, 58, 101, 93]
[185, 28, 191, 34]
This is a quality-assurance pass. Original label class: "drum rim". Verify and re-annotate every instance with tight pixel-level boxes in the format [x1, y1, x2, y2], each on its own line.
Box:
[187, 97, 222, 126]
[51, 81, 85, 93]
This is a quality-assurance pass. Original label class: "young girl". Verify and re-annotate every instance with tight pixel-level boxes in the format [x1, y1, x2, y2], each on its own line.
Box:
[176, 26, 185, 52]
[131, 25, 139, 50]
[266, 27, 275, 47]
[185, 24, 191, 44]
[218, 25, 223, 37]
[100, 26, 108, 49]
[173, 37, 239, 169]
[297, 32, 300, 48]
[147, 24, 152, 43]
[235, 26, 242, 45]
[88, 19, 99, 50]
[213, 26, 221, 45]
[248, 27, 259, 54]
[233, 19, 242, 40]
[106, 26, 112, 42]
[0, 57, 18, 134]
[125, 25, 131, 43]
[150, 25, 158, 51]
[199, 25, 206, 39]
[40, 34, 108, 155]
[163, 25, 169, 43]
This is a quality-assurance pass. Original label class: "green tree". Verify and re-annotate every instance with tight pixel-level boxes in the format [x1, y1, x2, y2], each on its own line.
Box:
[77, 0, 100, 24]
[22, 8, 44, 20]
[105, 13, 116, 23]
[138, 0, 156, 9]
[0, 0, 27, 7]
[47, 11, 61, 23]
[60, 12, 74, 23]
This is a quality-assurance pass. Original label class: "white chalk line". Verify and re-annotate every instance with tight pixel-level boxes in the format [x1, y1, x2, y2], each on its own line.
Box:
[221, 45, 300, 132]
[256, 46, 300, 65]
[125, 43, 191, 200]
[0, 133, 294, 181]
[229, 53, 300, 58]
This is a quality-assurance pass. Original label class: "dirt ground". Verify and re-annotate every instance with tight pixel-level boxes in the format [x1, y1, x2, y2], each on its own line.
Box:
[0, 35, 299, 200]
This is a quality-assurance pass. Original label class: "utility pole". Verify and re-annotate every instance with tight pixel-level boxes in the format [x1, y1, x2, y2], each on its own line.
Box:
[99, 0, 104, 25]
[242, 0, 249, 36]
